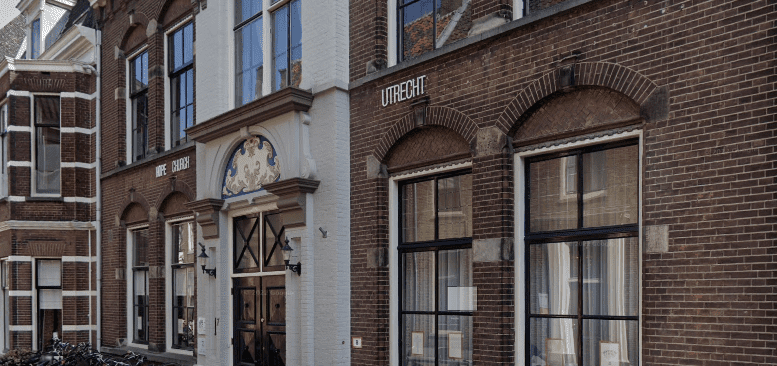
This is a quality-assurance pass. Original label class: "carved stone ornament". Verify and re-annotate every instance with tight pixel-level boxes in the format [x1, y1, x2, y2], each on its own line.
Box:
[222, 136, 281, 199]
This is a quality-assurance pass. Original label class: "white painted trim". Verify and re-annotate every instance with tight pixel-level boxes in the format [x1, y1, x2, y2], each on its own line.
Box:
[9, 325, 33, 331]
[9, 291, 32, 297]
[513, 129, 643, 364]
[387, 162, 472, 366]
[6, 196, 26, 202]
[8, 125, 32, 133]
[60, 92, 97, 100]
[62, 324, 95, 331]
[513, 0, 524, 20]
[60, 126, 96, 135]
[62, 290, 96, 297]
[60, 162, 97, 169]
[6, 256, 33, 262]
[8, 161, 32, 167]
[7, 90, 31, 97]
[387, 0, 397, 67]
[6, 196, 96, 203]
[0, 220, 96, 232]
[61, 256, 96, 262]
[6, 58, 92, 74]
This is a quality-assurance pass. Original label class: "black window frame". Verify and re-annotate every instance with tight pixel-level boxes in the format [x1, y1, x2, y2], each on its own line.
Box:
[524, 138, 640, 366]
[35, 259, 61, 350]
[129, 50, 149, 162]
[398, 169, 473, 366]
[168, 22, 195, 148]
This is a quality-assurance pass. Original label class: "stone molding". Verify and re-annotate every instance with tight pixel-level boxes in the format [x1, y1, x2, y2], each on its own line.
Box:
[262, 178, 320, 229]
[186, 87, 314, 143]
[185, 198, 224, 239]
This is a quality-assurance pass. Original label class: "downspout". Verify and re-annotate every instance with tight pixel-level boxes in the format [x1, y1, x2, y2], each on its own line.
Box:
[91, 27, 103, 351]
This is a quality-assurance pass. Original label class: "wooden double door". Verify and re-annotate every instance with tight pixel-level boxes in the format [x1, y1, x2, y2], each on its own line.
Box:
[234, 275, 286, 366]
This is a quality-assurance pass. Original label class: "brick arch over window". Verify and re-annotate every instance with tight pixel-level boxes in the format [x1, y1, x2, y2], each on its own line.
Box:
[496, 62, 659, 136]
[119, 15, 149, 52]
[374, 106, 478, 163]
[118, 190, 151, 226]
[155, 179, 195, 216]
[158, 0, 193, 27]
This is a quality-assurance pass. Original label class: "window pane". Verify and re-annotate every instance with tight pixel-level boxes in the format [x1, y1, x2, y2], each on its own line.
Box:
[183, 23, 193, 65]
[435, 0, 471, 48]
[132, 93, 148, 161]
[235, 0, 262, 24]
[530, 156, 578, 232]
[35, 96, 60, 194]
[582, 145, 639, 227]
[289, 0, 302, 88]
[402, 180, 435, 242]
[134, 229, 149, 267]
[402, 314, 435, 364]
[173, 222, 195, 264]
[437, 174, 472, 240]
[529, 242, 578, 316]
[529, 317, 579, 366]
[38, 289, 62, 309]
[402, 251, 434, 312]
[236, 17, 263, 106]
[273, 5, 289, 91]
[402, 0, 434, 60]
[438, 248, 474, 312]
[37, 260, 61, 287]
[582, 238, 638, 317]
[582, 319, 638, 366]
[438, 315, 472, 365]
[264, 213, 284, 269]
[173, 29, 183, 70]
[234, 216, 260, 270]
[31, 19, 40, 59]
[130, 52, 148, 93]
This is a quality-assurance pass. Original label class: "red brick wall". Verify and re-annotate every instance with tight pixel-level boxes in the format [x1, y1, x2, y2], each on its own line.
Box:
[99, 0, 198, 351]
[350, 0, 776, 365]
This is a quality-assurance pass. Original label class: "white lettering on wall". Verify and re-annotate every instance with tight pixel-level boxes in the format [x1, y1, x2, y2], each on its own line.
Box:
[381, 75, 427, 107]
[172, 156, 190, 173]
[155, 164, 167, 178]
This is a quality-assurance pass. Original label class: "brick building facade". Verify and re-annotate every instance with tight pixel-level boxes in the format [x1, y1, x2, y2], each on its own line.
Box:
[349, 0, 775, 365]
[0, 0, 99, 352]
[96, 0, 199, 363]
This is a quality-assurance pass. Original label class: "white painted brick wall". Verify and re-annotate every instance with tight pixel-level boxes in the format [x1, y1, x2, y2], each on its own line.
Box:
[194, 0, 350, 364]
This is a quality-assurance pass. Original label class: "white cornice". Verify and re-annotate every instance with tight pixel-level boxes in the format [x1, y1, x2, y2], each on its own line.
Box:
[16, 0, 38, 13]
[0, 220, 95, 232]
[40, 25, 97, 61]
[4, 58, 95, 74]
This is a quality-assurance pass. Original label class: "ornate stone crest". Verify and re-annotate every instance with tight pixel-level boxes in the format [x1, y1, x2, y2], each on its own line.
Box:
[222, 136, 281, 198]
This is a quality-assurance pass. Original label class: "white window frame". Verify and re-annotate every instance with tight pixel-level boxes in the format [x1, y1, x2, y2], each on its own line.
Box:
[513, 129, 643, 364]
[126, 224, 150, 349]
[125, 45, 149, 164]
[165, 216, 197, 355]
[164, 16, 194, 152]
[387, 161, 473, 366]
[30, 93, 62, 198]
[0, 102, 8, 198]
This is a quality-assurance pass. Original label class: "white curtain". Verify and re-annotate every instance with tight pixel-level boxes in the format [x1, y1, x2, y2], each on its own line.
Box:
[608, 238, 629, 363]
[548, 243, 576, 356]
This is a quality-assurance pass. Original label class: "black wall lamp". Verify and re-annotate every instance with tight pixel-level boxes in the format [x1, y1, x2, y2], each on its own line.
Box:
[281, 238, 301, 276]
[198, 243, 217, 278]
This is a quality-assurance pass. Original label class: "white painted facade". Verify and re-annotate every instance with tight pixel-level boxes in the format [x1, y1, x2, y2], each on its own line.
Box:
[193, 0, 350, 365]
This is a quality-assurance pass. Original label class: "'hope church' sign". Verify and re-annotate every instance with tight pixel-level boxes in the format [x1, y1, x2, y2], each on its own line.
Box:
[381, 75, 427, 107]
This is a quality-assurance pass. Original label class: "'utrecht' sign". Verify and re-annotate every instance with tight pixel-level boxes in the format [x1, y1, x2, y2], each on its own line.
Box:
[381, 75, 427, 107]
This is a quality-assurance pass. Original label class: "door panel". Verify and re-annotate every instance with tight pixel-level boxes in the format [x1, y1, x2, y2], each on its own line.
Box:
[233, 275, 285, 366]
